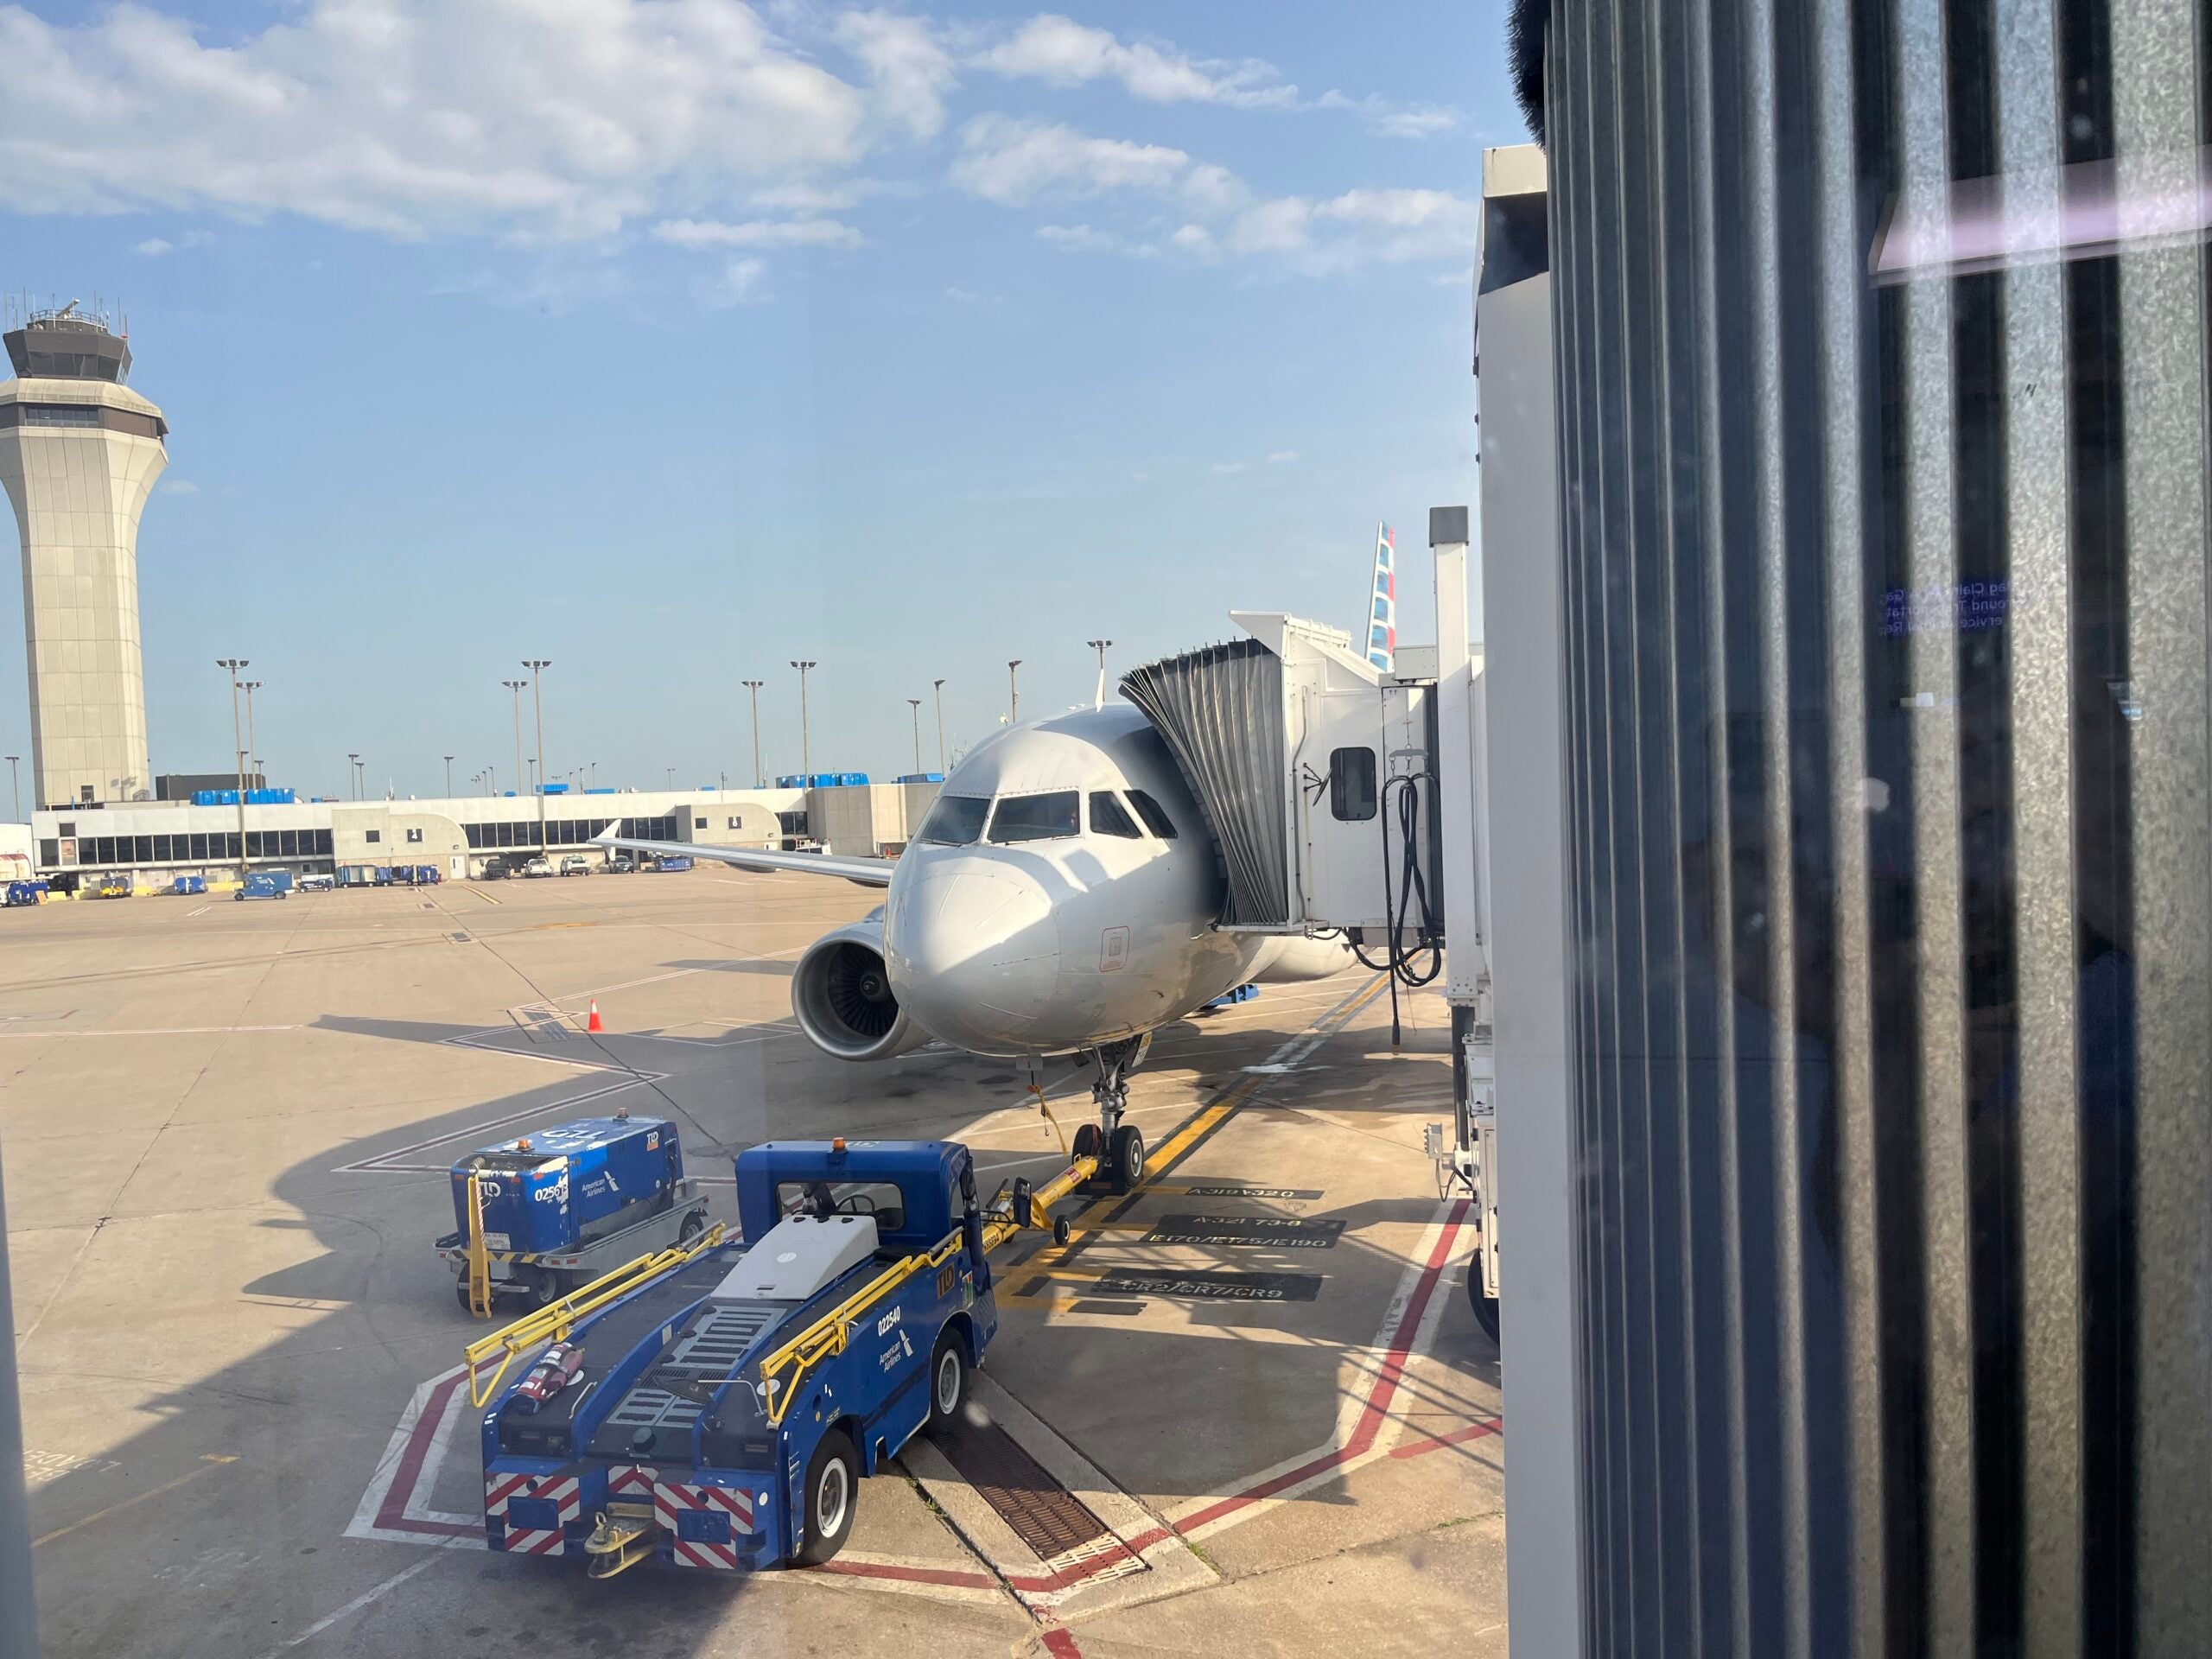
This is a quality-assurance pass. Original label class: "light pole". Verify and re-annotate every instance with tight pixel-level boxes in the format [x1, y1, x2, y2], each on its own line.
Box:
[218, 659, 250, 875]
[1085, 639, 1113, 707]
[666, 767, 675, 791]
[501, 678, 528, 803]
[3, 757, 16, 821]
[1007, 659, 1022, 725]
[790, 661, 817, 785]
[348, 753, 362, 802]
[240, 681, 262, 786]
[907, 698, 923, 775]
[931, 679, 946, 775]
[742, 679, 765, 788]
[590, 760, 597, 790]
[443, 754, 454, 797]
[522, 661, 551, 849]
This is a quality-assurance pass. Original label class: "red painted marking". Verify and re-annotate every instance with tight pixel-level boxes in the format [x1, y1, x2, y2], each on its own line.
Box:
[808, 1559, 1001, 1591]
[375, 1370, 480, 1539]
[1175, 1201, 1470, 1536]
[1040, 1629, 1084, 1657]
[1389, 1416, 1504, 1460]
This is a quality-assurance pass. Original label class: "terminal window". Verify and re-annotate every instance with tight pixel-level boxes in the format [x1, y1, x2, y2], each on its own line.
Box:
[364, 830, 380, 844]
[405, 828, 423, 844]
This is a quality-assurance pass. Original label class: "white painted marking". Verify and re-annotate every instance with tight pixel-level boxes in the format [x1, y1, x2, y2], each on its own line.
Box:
[0, 1024, 298, 1038]
[252, 1555, 442, 1657]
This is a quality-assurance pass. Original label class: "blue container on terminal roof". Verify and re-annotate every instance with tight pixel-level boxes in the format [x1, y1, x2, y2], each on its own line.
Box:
[448, 1115, 683, 1255]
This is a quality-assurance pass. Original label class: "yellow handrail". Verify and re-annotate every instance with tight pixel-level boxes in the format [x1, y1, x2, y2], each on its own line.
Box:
[464, 1221, 726, 1408]
[753, 1232, 966, 1427]
[465, 1173, 493, 1318]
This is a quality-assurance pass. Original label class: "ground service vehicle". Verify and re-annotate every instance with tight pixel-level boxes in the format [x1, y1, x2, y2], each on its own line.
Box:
[524, 855, 553, 878]
[605, 855, 635, 874]
[171, 874, 206, 896]
[238, 870, 294, 900]
[560, 855, 591, 876]
[299, 873, 335, 892]
[88, 873, 130, 899]
[473, 1138, 1007, 1576]
[441, 1115, 709, 1313]
[3, 880, 46, 907]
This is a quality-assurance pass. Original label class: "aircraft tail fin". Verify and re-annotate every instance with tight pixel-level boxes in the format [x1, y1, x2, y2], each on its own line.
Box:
[1363, 522, 1397, 672]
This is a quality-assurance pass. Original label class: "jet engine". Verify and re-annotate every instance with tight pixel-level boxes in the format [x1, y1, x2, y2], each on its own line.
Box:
[1249, 932, 1355, 983]
[791, 916, 931, 1061]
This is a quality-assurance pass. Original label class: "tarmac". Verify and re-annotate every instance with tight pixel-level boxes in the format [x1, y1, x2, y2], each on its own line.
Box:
[2, 866, 1504, 1656]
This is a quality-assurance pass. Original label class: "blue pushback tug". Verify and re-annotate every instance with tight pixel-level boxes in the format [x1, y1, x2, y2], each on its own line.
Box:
[475, 1138, 1001, 1576]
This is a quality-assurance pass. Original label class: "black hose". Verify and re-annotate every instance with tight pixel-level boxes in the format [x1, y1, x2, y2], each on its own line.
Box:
[1356, 770, 1444, 1043]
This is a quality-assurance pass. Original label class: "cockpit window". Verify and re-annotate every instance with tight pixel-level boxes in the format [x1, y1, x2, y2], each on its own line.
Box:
[1124, 790, 1179, 840]
[916, 795, 990, 845]
[987, 791, 1080, 843]
[1089, 792, 1141, 838]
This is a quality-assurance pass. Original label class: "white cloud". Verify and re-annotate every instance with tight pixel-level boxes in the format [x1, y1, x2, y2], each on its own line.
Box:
[160, 476, 198, 494]
[834, 10, 957, 140]
[652, 217, 863, 250]
[1314, 90, 1461, 138]
[699, 257, 770, 308]
[132, 237, 172, 256]
[981, 16, 1295, 110]
[0, 1, 912, 242]
[1267, 449, 1298, 464]
[1036, 223, 1158, 258]
[950, 115, 1192, 207]
[1210, 461, 1247, 474]
[951, 116, 1475, 276]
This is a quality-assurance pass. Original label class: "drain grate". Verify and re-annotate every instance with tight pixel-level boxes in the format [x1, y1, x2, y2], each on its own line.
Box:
[934, 1418, 1115, 1561]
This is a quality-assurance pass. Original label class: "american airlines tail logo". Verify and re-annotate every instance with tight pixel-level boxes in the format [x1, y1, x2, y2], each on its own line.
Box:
[1365, 522, 1397, 672]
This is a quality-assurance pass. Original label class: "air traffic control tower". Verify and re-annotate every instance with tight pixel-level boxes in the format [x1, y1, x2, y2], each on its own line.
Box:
[0, 302, 166, 808]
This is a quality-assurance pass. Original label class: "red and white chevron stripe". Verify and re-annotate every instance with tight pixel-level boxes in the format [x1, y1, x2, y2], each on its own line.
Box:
[484, 1471, 581, 1557]
[654, 1479, 754, 1570]
[607, 1464, 658, 1499]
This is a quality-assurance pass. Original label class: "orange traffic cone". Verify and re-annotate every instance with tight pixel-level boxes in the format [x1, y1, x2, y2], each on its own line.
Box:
[587, 999, 603, 1033]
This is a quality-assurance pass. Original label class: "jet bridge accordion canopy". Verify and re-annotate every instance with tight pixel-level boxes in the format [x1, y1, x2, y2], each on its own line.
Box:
[1120, 639, 1290, 928]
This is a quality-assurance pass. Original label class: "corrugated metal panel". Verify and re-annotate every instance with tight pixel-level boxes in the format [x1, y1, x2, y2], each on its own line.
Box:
[1120, 641, 1289, 925]
[1539, 0, 2209, 1651]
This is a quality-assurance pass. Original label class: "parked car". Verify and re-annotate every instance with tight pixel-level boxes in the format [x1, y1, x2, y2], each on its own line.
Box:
[522, 855, 553, 878]
[558, 855, 592, 877]
[480, 856, 508, 880]
[604, 855, 635, 874]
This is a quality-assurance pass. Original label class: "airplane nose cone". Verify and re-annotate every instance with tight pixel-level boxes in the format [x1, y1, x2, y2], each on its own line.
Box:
[887, 861, 1062, 1052]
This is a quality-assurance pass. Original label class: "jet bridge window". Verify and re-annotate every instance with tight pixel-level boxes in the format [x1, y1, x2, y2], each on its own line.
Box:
[1329, 747, 1377, 821]
[1089, 792, 1142, 838]
[917, 794, 990, 845]
[988, 791, 1079, 843]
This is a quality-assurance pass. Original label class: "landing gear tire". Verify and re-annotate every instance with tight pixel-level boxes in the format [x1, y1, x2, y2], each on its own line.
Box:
[927, 1330, 967, 1429]
[794, 1430, 859, 1567]
[1108, 1123, 1146, 1194]
[1469, 1274, 1500, 1344]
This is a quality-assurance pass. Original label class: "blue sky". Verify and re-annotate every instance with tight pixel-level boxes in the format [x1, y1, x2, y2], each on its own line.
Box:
[0, 1, 1525, 798]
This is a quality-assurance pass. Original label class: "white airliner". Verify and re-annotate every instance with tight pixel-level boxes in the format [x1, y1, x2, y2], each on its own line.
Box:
[601, 702, 1346, 1190]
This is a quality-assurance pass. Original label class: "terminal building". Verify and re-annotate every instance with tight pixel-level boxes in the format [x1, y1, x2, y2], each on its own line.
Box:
[22, 777, 944, 889]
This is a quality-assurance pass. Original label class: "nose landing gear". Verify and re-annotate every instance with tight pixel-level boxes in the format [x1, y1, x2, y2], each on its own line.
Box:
[1075, 1033, 1151, 1193]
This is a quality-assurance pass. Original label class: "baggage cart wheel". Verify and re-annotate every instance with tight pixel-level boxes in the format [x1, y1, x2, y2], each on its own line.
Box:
[454, 1280, 477, 1314]
[678, 1209, 706, 1247]
[1108, 1123, 1146, 1194]
[530, 1269, 566, 1310]
[793, 1431, 858, 1566]
[927, 1330, 967, 1429]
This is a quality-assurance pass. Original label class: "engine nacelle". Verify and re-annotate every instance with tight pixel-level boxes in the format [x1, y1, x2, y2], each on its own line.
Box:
[1248, 932, 1355, 984]
[791, 918, 931, 1061]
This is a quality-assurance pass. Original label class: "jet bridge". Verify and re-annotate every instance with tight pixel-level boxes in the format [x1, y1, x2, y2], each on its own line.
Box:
[1120, 613, 1458, 947]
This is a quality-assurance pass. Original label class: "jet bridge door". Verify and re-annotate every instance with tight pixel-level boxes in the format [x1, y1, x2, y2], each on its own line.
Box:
[1291, 677, 1431, 935]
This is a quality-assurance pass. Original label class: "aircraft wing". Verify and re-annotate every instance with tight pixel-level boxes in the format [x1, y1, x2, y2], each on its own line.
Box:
[593, 824, 894, 888]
